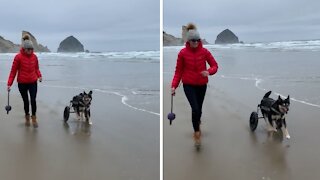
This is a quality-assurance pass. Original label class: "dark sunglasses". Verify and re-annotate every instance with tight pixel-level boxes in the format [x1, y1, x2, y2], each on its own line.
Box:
[26, 48, 33, 51]
[190, 39, 201, 42]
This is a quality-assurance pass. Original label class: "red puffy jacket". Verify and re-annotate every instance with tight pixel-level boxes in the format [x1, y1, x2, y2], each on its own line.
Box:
[7, 48, 42, 86]
[171, 42, 218, 88]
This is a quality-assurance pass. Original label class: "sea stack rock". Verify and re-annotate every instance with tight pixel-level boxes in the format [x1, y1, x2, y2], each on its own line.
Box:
[22, 31, 50, 52]
[57, 36, 84, 52]
[163, 31, 183, 46]
[0, 31, 50, 53]
[0, 36, 19, 53]
[215, 29, 239, 44]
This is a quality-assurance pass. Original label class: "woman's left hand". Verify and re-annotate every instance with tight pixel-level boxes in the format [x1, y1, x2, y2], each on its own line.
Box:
[200, 71, 209, 77]
[39, 77, 42, 82]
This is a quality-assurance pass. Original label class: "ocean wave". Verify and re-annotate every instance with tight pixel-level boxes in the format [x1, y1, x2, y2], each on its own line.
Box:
[37, 51, 159, 60]
[0, 50, 160, 62]
[206, 40, 320, 51]
[164, 40, 320, 51]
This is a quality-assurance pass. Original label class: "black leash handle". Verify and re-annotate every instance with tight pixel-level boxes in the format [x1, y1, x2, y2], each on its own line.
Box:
[170, 94, 173, 125]
[6, 90, 11, 114]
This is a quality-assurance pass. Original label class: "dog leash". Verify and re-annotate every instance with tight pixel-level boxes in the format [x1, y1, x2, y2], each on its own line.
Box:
[5, 90, 12, 114]
[170, 94, 173, 115]
[167, 94, 176, 125]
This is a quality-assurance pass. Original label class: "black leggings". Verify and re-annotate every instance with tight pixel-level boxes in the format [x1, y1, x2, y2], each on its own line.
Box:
[18, 82, 37, 116]
[183, 84, 207, 132]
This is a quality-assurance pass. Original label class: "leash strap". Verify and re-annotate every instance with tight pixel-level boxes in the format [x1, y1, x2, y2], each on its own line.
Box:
[7, 91, 9, 106]
[171, 94, 173, 113]
[271, 107, 282, 115]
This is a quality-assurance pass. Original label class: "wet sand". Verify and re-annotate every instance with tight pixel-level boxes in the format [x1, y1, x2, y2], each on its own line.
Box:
[163, 83, 320, 180]
[0, 89, 159, 180]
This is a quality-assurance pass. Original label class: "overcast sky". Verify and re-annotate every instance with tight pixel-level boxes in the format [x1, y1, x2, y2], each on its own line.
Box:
[164, 0, 320, 44]
[0, 0, 159, 52]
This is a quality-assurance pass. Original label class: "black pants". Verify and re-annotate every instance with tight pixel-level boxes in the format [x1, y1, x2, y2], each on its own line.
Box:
[18, 82, 37, 116]
[183, 84, 207, 132]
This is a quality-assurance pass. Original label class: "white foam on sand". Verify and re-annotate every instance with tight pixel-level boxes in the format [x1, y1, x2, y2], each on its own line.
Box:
[219, 74, 320, 109]
[39, 84, 160, 116]
[94, 88, 160, 116]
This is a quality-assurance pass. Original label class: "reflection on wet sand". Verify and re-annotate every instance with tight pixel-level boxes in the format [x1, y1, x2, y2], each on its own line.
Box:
[63, 121, 91, 136]
[249, 131, 291, 180]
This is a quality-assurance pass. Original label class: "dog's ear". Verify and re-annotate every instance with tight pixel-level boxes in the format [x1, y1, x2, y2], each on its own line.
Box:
[89, 90, 92, 95]
[277, 95, 284, 103]
[83, 91, 86, 95]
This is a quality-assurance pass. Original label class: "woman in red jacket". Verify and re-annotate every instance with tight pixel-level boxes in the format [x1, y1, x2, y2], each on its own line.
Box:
[171, 23, 218, 146]
[7, 34, 42, 128]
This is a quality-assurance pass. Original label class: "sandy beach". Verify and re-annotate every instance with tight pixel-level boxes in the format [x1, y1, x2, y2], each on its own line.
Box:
[0, 92, 159, 180]
[0, 52, 159, 180]
[0, 85, 159, 180]
[164, 83, 320, 180]
[163, 47, 320, 180]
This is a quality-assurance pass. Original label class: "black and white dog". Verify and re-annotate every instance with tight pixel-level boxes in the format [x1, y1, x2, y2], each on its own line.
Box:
[259, 91, 290, 139]
[71, 91, 93, 124]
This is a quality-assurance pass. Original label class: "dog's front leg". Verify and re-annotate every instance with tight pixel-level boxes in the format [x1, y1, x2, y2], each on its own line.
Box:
[85, 109, 92, 125]
[76, 108, 81, 120]
[265, 117, 276, 132]
[272, 120, 278, 132]
[80, 111, 84, 121]
[282, 119, 290, 139]
[282, 127, 290, 139]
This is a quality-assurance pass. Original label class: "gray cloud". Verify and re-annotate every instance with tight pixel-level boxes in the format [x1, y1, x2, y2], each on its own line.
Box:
[164, 0, 320, 43]
[0, 0, 159, 52]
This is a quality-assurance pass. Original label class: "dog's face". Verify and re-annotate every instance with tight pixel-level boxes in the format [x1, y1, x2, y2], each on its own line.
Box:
[275, 95, 290, 114]
[82, 91, 92, 107]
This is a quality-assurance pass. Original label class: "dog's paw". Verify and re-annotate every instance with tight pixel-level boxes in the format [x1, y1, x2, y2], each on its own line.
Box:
[286, 134, 291, 139]
[267, 127, 277, 132]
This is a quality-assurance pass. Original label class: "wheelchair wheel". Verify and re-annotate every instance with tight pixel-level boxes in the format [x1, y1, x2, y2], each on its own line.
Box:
[249, 111, 258, 131]
[63, 106, 70, 122]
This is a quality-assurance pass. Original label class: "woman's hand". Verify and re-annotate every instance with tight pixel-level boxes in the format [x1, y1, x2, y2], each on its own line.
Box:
[201, 71, 209, 77]
[7, 86, 11, 92]
[171, 87, 176, 96]
[38, 77, 42, 82]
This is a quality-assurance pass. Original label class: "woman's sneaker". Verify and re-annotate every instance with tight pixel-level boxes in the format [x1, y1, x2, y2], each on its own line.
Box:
[31, 115, 38, 128]
[25, 115, 31, 127]
[193, 131, 201, 147]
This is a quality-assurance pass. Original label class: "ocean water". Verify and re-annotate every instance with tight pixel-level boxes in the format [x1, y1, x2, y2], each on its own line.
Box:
[0, 51, 160, 116]
[164, 40, 320, 109]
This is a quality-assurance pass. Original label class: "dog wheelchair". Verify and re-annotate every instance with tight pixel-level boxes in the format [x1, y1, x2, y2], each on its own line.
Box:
[250, 103, 283, 132]
[63, 96, 81, 122]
